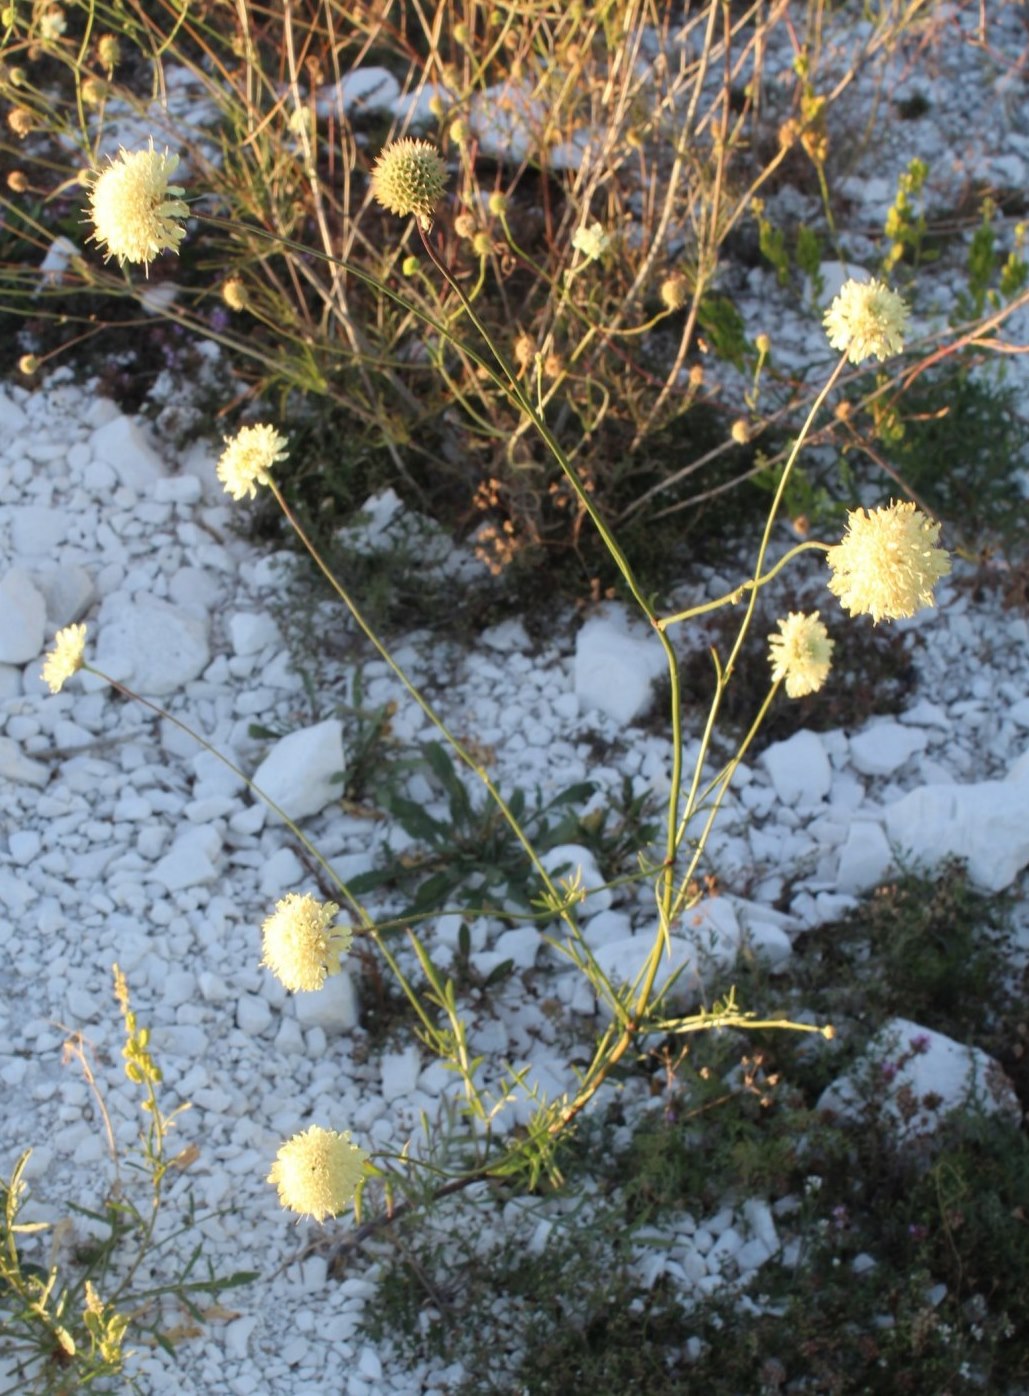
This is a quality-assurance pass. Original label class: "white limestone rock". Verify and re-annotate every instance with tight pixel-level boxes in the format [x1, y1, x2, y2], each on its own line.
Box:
[574, 604, 666, 724]
[761, 729, 832, 806]
[818, 1017, 1019, 1142]
[0, 568, 46, 663]
[90, 414, 165, 489]
[848, 720, 928, 777]
[884, 759, 1029, 892]
[836, 820, 893, 894]
[95, 594, 210, 695]
[292, 969, 359, 1032]
[540, 843, 613, 919]
[33, 564, 96, 629]
[251, 719, 345, 822]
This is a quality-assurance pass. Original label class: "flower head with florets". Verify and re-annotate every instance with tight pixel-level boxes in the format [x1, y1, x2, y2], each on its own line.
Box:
[768, 612, 833, 698]
[268, 1126, 368, 1222]
[216, 424, 289, 501]
[823, 277, 910, 364]
[86, 140, 188, 272]
[41, 623, 88, 694]
[826, 500, 950, 623]
[260, 893, 352, 993]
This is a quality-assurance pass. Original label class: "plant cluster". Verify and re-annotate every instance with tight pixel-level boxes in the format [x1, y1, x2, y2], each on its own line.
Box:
[2, 0, 1028, 1386]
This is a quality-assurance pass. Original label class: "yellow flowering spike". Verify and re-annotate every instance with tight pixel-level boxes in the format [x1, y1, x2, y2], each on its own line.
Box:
[826, 500, 951, 624]
[216, 424, 289, 501]
[41, 623, 87, 694]
[87, 140, 188, 272]
[823, 277, 910, 364]
[267, 1126, 368, 1222]
[768, 612, 834, 698]
[370, 138, 447, 230]
[260, 893, 352, 993]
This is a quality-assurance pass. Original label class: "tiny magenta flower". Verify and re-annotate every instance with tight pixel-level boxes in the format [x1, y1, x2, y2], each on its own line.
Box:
[768, 611, 834, 698]
[216, 423, 289, 500]
[826, 500, 950, 624]
[823, 276, 910, 364]
[41, 623, 87, 693]
[370, 138, 447, 230]
[87, 140, 188, 272]
[268, 1126, 368, 1222]
[260, 893, 352, 993]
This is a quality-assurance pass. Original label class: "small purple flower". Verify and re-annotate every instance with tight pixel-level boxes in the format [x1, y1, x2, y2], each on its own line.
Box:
[831, 1204, 849, 1230]
[908, 1223, 928, 1242]
[881, 1061, 899, 1084]
[909, 1034, 931, 1055]
[209, 306, 230, 333]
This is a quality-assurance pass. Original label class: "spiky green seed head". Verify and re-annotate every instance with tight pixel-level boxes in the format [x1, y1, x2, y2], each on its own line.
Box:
[371, 138, 447, 231]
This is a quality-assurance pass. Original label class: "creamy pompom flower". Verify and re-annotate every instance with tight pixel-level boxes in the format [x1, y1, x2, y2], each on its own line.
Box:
[268, 1126, 368, 1222]
[571, 221, 610, 262]
[260, 893, 352, 993]
[216, 424, 289, 501]
[371, 138, 448, 230]
[826, 500, 950, 624]
[823, 277, 910, 364]
[768, 612, 834, 698]
[41, 623, 88, 694]
[87, 140, 188, 272]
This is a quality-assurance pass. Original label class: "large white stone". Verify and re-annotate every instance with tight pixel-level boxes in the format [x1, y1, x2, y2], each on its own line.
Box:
[592, 900, 740, 1010]
[540, 843, 613, 919]
[883, 764, 1029, 892]
[573, 604, 666, 724]
[818, 1017, 1019, 1141]
[90, 414, 165, 489]
[760, 729, 831, 806]
[33, 565, 96, 628]
[292, 970, 359, 1032]
[148, 825, 222, 891]
[836, 820, 892, 894]
[848, 720, 928, 777]
[251, 719, 345, 822]
[0, 568, 46, 663]
[94, 594, 210, 695]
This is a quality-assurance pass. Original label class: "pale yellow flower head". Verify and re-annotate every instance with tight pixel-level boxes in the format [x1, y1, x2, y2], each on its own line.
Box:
[221, 274, 248, 311]
[216, 424, 289, 501]
[768, 611, 833, 698]
[823, 277, 910, 364]
[268, 1126, 368, 1222]
[41, 623, 87, 694]
[260, 893, 352, 993]
[826, 500, 950, 624]
[87, 141, 188, 272]
[571, 221, 610, 262]
[370, 138, 447, 230]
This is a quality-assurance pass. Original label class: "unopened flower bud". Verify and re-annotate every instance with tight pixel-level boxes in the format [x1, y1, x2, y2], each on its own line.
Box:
[472, 231, 492, 257]
[730, 418, 750, 445]
[7, 169, 28, 191]
[487, 191, 507, 216]
[221, 275, 248, 311]
[18, 353, 39, 374]
[659, 271, 688, 311]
